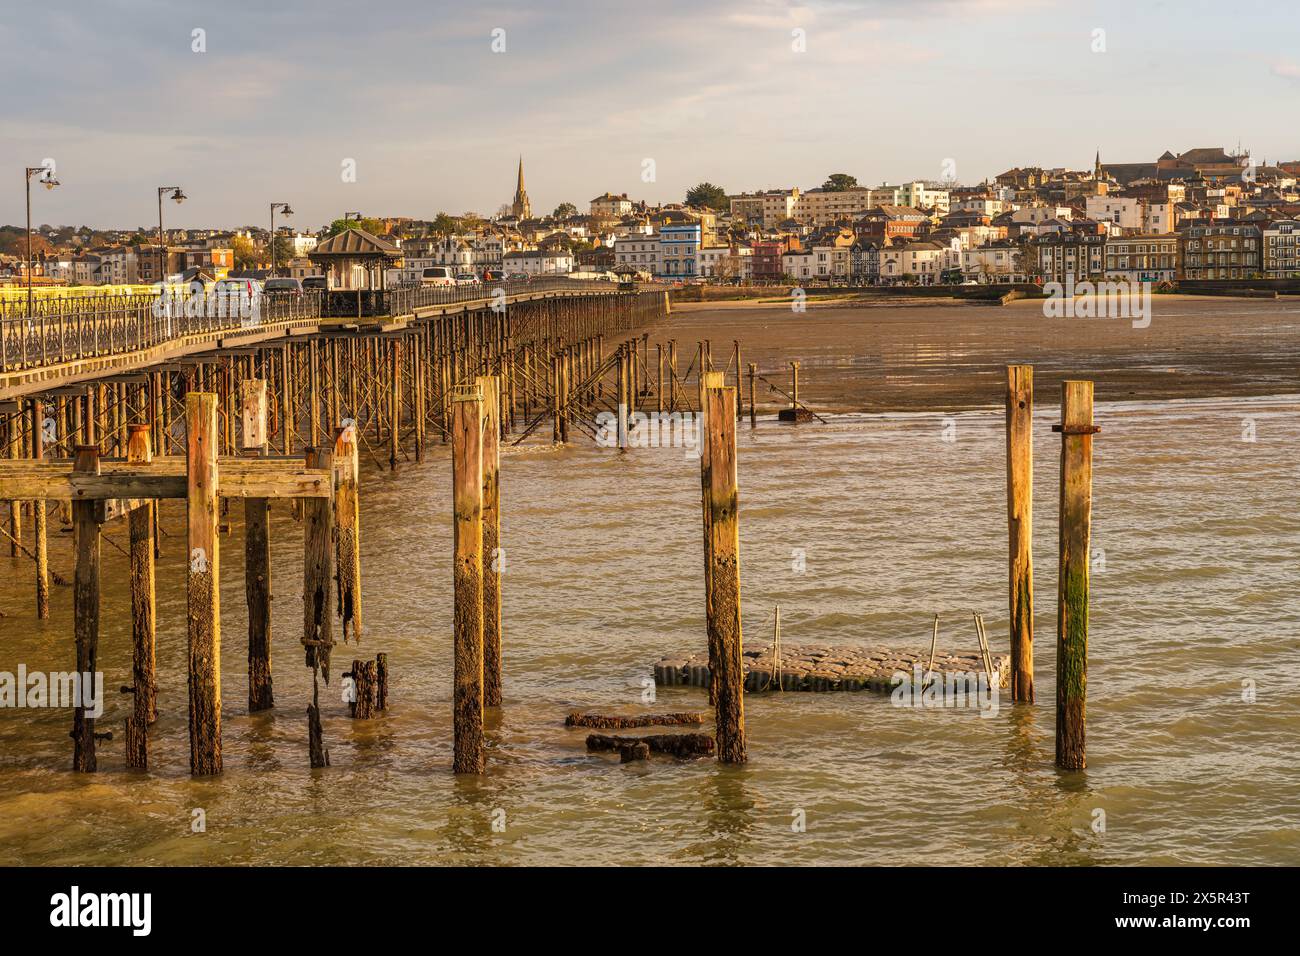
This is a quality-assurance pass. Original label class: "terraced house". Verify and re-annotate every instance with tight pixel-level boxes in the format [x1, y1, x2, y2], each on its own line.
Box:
[1263, 220, 1300, 277]
[1179, 222, 1261, 279]
[1104, 234, 1180, 282]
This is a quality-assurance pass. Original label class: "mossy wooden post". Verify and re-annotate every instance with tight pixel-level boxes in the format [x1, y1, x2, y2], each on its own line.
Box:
[72, 445, 101, 773]
[704, 385, 746, 764]
[451, 388, 485, 773]
[1006, 365, 1034, 704]
[125, 425, 157, 768]
[186, 393, 222, 776]
[333, 425, 362, 645]
[698, 370, 726, 704]
[241, 379, 273, 711]
[303, 445, 335, 680]
[353, 658, 376, 719]
[475, 375, 503, 708]
[30, 399, 49, 618]
[1056, 380, 1095, 771]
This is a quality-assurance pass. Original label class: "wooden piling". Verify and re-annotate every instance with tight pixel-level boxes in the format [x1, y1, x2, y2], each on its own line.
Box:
[375, 652, 388, 711]
[30, 399, 49, 618]
[240, 379, 273, 711]
[1006, 365, 1034, 704]
[352, 658, 376, 719]
[1056, 381, 1095, 771]
[186, 393, 222, 775]
[389, 337, 401, 470]
[71, 445, 101, 773]
[699, 370, 726, 705]
[333, 425, 362, 644]
[303, 445, 335, 679]
[476, 375, 503, 708]
[747, 363, 757, 429]
[450, 389, 485, 774]
[125, 426, 156, 768]
[703, 385, 746, 764]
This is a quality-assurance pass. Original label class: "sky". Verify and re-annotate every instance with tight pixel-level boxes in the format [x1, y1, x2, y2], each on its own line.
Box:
[1, 0, 1297, 231]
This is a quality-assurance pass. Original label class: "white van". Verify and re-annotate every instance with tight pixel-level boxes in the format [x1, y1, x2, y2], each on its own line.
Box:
[421, 266, 456, 287]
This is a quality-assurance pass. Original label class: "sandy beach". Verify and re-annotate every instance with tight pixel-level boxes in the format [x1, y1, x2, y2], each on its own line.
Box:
[664, 295, 1300, 412]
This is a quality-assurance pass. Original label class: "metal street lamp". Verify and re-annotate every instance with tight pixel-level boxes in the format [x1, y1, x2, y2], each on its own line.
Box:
[269, 202, 293, 276]
[157, 186, 186, 284]
[25, 164, 60, 319]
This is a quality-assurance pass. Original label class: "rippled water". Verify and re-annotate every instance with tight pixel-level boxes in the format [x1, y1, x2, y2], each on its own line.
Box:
[2, 394, 1298, 865]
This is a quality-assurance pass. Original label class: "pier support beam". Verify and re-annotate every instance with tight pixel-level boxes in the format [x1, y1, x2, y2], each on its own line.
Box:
[1006, 365, 1034, 704]
[703, 384, 746, 764]
[1056, 381, 1095, 771]
[242, 379, 273, 711]
[333, 425, 362, 645]
[72, 445, 101, 773]
[699, 370, 726, 704]
[30, 399, 49, 618]
[303, 445, 335, 680]
[186, 393, 222, 775]
[476, 375, 503, 707]
[451, 388, 485, 773]
[125, 425, 156, 769]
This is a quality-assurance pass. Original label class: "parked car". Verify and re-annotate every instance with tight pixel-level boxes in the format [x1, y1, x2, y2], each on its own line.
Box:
[481, 269, 504, 282]
[505, 272, 530, 283]
[301, 275, 327, 291]
[420, 266, 456, 287]
[263, 277, 302, 294]
[455, 273, 480, 286]
[213, 277, 261, 297]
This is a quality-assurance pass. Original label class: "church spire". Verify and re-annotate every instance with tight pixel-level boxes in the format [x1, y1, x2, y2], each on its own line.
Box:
[512, 155, 532, 219]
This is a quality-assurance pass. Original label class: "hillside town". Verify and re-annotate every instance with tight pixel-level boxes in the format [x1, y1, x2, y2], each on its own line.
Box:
[4, 146, 1299, 292]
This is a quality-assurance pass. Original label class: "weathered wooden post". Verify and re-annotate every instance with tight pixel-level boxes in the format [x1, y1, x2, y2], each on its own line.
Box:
[790, 361, 800, 410]
[375, 652, 388, 711]
[333, 425, 362, 644]
[698, 370, 726, 704]
[1006, 365, 1034, 703]
[451, 387, 485, 773]
[125, 425, 157, 769]
[475, 374, 503, 708]
[1055, 380, 1095, 770]
[6, 413, 20, 558]
[186, 393, 222, 775]
[30, 399, 49, 618]
[352, 658, 376, 719]
[389, 337, 401, 470]
[616, 345, 629, 449]
[303, 445, 335, 679]
[239, 379, 274, 711]
[72, 445, 101, 773]
[747, 363, 757, 429]
[703, 384, 746, 764]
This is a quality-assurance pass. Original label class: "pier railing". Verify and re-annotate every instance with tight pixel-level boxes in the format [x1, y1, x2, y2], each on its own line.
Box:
[0, 277, 633, 373]
[0, 291, 323, 373]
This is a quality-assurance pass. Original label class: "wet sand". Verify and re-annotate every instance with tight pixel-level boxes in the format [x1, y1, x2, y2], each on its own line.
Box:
[665, 295, 1300, 412]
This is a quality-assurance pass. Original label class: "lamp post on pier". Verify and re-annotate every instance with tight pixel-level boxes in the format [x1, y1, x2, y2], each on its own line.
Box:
[24, 163, 60, 320]
[269, 202, 294, 276]
[156, 186, 186, 285]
